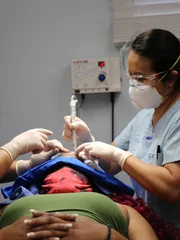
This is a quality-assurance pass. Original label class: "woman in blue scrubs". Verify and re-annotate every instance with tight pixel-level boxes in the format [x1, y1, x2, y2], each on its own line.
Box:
[64, 29, 180, 229]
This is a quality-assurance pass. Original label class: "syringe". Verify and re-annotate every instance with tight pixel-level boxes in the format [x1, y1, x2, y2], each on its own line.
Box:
[70, 95, 78, 150]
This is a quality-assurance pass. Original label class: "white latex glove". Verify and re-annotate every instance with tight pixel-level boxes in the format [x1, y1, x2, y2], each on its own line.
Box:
[44, 139, 69, 153]
[75, 141, 133, 169]
[84, 159, 101, 171]
[62, 116, 95, 145]
[16, 139, 70, 175]
[1, 128, 53, 162]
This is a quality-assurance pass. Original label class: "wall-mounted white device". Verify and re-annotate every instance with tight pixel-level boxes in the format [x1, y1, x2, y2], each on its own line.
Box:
[71, 57, 121, 94]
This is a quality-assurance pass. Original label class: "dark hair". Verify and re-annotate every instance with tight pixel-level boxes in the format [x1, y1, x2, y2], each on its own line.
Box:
[131, 29, 180, 89]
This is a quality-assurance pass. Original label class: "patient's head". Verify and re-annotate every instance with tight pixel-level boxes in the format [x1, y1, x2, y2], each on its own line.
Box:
[59, 151, 99, 170]
[59, 151, 83, 161]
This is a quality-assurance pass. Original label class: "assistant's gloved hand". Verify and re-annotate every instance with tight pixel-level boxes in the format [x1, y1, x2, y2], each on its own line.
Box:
[62, 116, 95, 145]
[16, 139, 70, 175]
[75, 141, 133, 170]
[1, 128, 53, 162]
[44, 139, 70, 153]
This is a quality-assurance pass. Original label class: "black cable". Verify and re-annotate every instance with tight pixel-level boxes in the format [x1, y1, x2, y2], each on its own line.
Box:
[77, 94, 85, 118]
[110, 92, 115, 142]
[79, 94, 85, 109]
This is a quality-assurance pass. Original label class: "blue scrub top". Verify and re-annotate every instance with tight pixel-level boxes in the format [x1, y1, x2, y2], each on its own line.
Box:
[114, 101, 180, 228]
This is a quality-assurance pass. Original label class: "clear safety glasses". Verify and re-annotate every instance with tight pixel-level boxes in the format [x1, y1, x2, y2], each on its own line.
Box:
[125, 69, 169, 87]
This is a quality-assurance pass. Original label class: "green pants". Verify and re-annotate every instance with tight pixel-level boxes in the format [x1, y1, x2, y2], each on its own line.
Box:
[0, 192, 128, 237]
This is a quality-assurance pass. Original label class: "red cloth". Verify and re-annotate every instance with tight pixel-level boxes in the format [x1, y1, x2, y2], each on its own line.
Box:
[41, 166, 93, 194]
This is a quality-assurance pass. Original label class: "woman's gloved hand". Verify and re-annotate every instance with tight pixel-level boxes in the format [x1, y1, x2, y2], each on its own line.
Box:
[16, 139, 70, 175]
[75, 141, 133, 169]
[62, 116, 95, 145]
[30, 139, 69, 167]
[45, 139, 70, 153]
[1, 128, 53, 162]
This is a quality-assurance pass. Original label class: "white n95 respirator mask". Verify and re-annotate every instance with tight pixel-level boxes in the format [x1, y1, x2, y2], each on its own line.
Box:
[129, 83, 163, 110]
